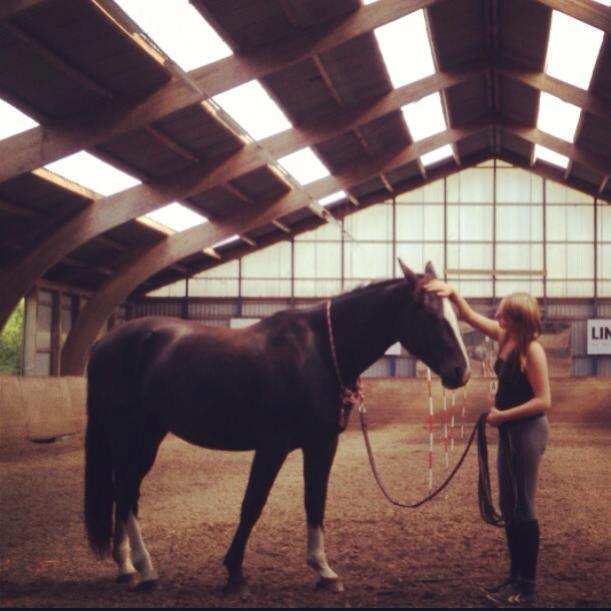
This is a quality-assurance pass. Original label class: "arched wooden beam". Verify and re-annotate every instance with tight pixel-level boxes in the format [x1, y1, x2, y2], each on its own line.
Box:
[60, 126, 481, 374]
[0, 67, 483, 332]
[533, 0, 611, 34]
[0, 0, 441, 183]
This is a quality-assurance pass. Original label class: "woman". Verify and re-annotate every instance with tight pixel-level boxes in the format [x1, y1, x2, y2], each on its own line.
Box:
[424, 281, 551, 606]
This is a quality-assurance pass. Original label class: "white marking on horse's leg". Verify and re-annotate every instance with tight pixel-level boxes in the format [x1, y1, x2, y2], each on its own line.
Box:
[307, 526, 338, 579]
[443, 298, 471, 382]
[126, 512, 158, 583]
[112, 519, 136, 579]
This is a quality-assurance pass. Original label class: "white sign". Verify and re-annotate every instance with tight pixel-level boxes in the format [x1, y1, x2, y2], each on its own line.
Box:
[587, 319, 611, 355]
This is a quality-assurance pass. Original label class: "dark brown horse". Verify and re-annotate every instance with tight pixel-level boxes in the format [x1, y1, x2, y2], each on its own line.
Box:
[84, 262, 470, 595]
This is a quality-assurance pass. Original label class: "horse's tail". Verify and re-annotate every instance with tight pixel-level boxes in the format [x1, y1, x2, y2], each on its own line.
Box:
[84, 375, 114, 558]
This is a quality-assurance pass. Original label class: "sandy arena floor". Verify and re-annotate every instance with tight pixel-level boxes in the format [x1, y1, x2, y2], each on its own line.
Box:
[0, 410, 610, 608]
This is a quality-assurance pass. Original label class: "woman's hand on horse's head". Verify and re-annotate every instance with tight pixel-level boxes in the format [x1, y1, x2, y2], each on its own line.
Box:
[422, 279, 454, 299]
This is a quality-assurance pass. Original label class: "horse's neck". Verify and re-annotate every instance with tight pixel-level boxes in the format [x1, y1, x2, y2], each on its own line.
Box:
[330, 284, 406, 385]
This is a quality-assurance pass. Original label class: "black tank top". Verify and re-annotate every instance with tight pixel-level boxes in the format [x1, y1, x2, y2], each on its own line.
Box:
[494, 348, 535, 411]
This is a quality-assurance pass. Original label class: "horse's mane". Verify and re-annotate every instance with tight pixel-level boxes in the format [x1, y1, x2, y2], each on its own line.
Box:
[333, 277, 405, 303]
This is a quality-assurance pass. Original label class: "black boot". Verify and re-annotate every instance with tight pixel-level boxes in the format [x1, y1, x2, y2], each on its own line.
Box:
[487, 520, 539, 605]
[480, 522, 520, 594]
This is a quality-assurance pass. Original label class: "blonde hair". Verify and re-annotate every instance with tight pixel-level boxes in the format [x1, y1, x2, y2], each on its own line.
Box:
[499, 293, 542, 371]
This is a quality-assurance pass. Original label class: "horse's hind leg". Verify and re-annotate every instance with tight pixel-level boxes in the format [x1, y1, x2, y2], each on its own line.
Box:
[223, 444, 288, 597]
[302, 435, 343, 592]
[114, 423, 165, 590]
[112, 509, 136, 583]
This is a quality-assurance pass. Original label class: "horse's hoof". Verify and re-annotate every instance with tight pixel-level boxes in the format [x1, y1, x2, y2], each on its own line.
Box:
[316, 577, 344, 592]
[134, 579, 158, 593]
[116, 572, 137, 585]
[223, 576, 250, 599]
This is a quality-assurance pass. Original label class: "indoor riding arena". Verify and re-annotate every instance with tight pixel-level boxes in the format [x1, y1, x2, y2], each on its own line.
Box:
[1, 1, 610, 609]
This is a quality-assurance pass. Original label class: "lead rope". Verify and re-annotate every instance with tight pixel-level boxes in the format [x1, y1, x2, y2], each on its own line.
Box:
[325, 299, 509, 518]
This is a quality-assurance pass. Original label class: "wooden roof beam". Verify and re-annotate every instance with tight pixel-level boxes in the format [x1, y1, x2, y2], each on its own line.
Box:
[58, 125, 481, 374]
[532, 0, 611, 34]
[0, 0, 451, 184]
[502, 123, 611, 178]
[500, 68, 611, 125]
[0, 68, 480, 326]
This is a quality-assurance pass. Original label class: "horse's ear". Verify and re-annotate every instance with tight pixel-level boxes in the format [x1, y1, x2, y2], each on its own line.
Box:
[424, 261, 438, 279]
[397, 257, 416, 280]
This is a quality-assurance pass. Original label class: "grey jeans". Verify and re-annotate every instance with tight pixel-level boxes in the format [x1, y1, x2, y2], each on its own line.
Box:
[498, 415, 550, 521]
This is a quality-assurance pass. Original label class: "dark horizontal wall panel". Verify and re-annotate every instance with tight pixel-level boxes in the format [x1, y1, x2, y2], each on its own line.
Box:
[427, 0, 487, 70]
[314, 131, 368, 174]
[358, 111, 411, 156]
[263, 58, 340, 125]
[192, 0, 295, 52]
[590, 38, 610, 102]
[319, 32, 391, 107]
[11, 0, 170, 98]
[229, 166, 291, 203]
[499, 0, 551, 71]
[0, 25, 104, 120]
[186, 186, 248, 219]
[445, 75, 489, 126]
[499, 76, 539, 125]
[152, 106, 242, 160]
[95, 130, 194, 179]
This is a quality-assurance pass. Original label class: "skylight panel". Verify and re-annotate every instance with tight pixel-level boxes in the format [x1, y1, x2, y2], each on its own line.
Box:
[374, 11, 435, 88]
[114, 0, 232, 70]
[534, 145, 569, 169]
[278, 147, 331, 185]
[401, 93, 447, 141]
[44, 151, 140, 196]
[212, 80, 292, 140]
[143, 202, 208, 233]
[319, 191, 347, 206]
[0, 99, 38, 140]
[421, 145, 453, 167]
[537, 93, 581, 142]
[545, 11, 604, 90]
[591, 0, 610, 6]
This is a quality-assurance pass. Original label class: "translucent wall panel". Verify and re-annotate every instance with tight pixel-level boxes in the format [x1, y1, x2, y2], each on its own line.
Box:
[396, 204, 444, 240]
[496, 280, 544, 297]
[496, 244, 543, 271]
[343, 202, 392, 240]
[242, 242, 291, 297]
[294, 241, 341, 277]
[447, 205, 492, 241]
[396, 179, 444, 203]
[447, 243, 493, 269]
[60, 294, 72, 345]
[295, 221, 342, 242]
[496, 168, 542, 203]
[294, 240, 342, 297]
[546, 181, 592, 204]
[344, 241, 393, 280]
[496, 205, 543, 241]
[395, 243, 444, 274]
[446, 276, 493, 297]
[147, 279, 187, 297]
[190, 260, 239, 297]
[447, 168, 493, 203]
[547, 205, 594, 241]
[598, 243, 611, 297]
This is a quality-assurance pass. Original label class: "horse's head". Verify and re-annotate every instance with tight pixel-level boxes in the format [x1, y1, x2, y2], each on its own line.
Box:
[396, 259, 471, 389]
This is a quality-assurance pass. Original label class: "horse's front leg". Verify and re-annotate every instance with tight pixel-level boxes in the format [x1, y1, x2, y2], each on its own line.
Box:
[302, 435, 343, 592]
[223, 444, 287, 598]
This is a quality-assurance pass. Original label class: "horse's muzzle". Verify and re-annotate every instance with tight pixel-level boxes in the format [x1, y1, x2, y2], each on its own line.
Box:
[441, 366, 471, 389]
